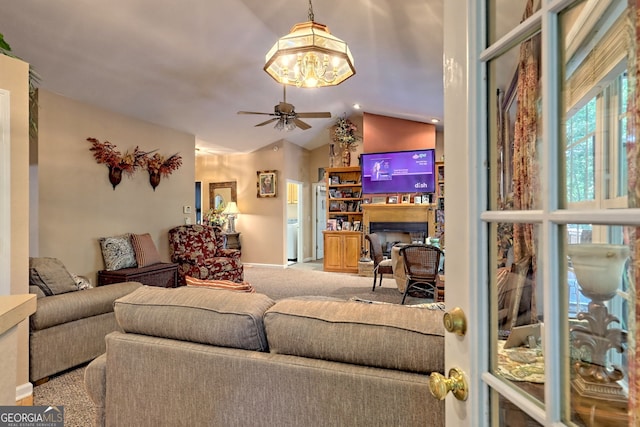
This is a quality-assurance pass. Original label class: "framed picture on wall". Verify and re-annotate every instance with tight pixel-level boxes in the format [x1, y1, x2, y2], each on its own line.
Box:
[257, 170, 277, 198]
[387, 196, 399, 204]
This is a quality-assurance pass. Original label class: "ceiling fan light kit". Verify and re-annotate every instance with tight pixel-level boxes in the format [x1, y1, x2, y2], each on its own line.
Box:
[264, 0, 355, 88]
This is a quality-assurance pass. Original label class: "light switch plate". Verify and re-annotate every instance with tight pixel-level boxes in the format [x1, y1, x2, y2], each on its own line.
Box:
[183, 205, 192, 214]
[184, 217, 192, 225]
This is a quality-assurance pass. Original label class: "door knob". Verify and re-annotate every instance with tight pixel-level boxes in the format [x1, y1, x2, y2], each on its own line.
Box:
[429, 368, 468, 401]
[443, 306, 467, 336]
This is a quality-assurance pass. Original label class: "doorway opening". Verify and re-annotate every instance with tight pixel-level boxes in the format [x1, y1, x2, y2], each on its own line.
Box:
[286, 180, 303, 265]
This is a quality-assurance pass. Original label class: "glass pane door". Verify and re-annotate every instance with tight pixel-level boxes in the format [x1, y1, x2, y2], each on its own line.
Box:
[481, 0, 640, 425]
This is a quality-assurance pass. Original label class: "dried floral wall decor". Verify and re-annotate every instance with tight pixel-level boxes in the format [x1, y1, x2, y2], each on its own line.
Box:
[145, 152, 182, 191]
[87, 138, 182, 190]
[87, 137, 150, 189]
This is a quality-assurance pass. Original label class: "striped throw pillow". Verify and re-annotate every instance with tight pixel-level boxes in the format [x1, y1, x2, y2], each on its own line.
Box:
[131, 233, 162, 267]
[185, 276, 255, 293]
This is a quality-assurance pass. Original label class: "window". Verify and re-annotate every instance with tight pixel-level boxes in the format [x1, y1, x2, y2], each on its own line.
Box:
[565, 98, 596, 203]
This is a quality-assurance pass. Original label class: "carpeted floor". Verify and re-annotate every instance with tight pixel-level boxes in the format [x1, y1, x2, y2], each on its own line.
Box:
[245, 261, 428, 304]
[32, 261, 431, 425]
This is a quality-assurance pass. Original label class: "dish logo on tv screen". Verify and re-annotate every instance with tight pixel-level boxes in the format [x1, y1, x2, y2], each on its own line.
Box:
[414, 182, 431, 189]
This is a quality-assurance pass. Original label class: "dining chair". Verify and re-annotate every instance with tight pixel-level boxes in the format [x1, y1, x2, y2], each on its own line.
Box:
[365, 233, 394, 291]
[399, 244, 444, 304]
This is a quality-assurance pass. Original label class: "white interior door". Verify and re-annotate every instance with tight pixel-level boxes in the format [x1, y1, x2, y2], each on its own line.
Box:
[445, 0, 639, 425]
[314, 184, 326, 259]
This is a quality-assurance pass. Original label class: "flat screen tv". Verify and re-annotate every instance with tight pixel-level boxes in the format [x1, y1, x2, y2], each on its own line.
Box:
[361, 149, 436, 194]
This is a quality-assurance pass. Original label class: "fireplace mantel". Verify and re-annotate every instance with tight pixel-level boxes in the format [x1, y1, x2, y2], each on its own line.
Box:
[362, 204, 435, 234]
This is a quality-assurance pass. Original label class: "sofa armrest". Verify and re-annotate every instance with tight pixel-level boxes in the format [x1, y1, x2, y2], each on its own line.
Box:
[30, 281, 142, 331]
[85, 353, 107, 427]
[217, 248, 241, 259]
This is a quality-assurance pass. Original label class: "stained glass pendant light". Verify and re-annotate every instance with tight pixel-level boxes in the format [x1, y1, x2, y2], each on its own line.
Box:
[264, 0, 355, 88]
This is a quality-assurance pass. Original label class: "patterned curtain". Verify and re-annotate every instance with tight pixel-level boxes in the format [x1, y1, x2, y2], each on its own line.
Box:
[512, 0, 541, 269]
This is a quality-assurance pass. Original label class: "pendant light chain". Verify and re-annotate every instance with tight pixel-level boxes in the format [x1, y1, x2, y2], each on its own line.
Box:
[308, 0, 314, 22]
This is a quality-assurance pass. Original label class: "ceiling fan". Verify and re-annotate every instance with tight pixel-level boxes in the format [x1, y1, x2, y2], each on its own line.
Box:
[238, 86, 331, 131]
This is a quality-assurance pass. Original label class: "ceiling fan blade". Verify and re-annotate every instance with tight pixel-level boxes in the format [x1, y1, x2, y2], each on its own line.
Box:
[238, 111, 274, 116]
[296, 112, 332, 118]
[255, 118, 279, 127]
[293, 118, 311, 130]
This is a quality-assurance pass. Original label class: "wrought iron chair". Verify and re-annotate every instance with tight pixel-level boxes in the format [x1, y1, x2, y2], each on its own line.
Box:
[365, 233, 394, 291]
[399, 244, 444, 304]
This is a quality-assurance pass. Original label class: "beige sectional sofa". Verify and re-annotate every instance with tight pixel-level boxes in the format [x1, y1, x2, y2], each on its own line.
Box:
[85, 286, 446, 427]
[29, 281, 142, 382]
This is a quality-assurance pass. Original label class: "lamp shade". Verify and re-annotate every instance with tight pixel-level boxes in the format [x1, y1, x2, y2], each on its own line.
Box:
[222, 202, 240, 216]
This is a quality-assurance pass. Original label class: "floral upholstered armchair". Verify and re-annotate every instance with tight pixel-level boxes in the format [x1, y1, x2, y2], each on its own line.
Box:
[168, 224, 243, 285]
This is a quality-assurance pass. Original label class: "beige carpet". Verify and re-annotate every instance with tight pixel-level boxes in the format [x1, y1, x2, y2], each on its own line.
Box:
[32, 262, 431, 425]
[245, 261, 429, 304]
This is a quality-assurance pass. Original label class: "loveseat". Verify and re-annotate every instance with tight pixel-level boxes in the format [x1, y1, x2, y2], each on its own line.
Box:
[28, 257, 142, 382]
[85, 286, 445, 427]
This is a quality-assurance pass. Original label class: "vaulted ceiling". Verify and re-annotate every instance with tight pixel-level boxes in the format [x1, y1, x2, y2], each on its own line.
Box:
[0, 1, 525, 154]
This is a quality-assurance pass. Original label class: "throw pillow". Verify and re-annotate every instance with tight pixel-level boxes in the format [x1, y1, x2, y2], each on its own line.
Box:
[99, 234, 137, 271]
[131, 233, 162, 267]
[185, 276, 255, 293]
[29, 257, 78, 296]
[72, 273, 93, 290]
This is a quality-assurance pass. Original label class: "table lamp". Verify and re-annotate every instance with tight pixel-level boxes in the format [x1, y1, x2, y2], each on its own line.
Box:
[222, 202, 240, 233]
[567, 244, 629, 403]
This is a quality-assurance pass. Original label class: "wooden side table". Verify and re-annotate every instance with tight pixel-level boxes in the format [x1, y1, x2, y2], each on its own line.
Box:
[224, 232, 241, 250]
[436, 274, 445, 302]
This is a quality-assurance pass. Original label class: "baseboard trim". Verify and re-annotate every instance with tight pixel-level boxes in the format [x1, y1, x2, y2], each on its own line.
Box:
[16, 382, 33, 405]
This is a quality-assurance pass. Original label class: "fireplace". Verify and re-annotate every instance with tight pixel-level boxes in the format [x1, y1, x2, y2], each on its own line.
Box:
[362, 204, 434, 256]
[369, 221, 428, 234]
[369, 222, 428, 255]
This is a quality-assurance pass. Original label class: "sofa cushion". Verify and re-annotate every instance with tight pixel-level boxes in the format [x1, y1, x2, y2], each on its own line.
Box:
[30, 281, 142, 331]
[264, 297, 445, 374]
[114, 286, 275, 351]
[131, 233, 162, 267]
[29, 257, 78, 296]
[99, 234, 137, 271]
[185, 276, 254, 293]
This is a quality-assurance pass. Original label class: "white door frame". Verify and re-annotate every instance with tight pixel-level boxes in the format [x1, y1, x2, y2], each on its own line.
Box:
[443, 1, 485, 423]
[285, 179, 304, 264]
[0, 89, 10, 296]
[311, 182, 326, 260]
